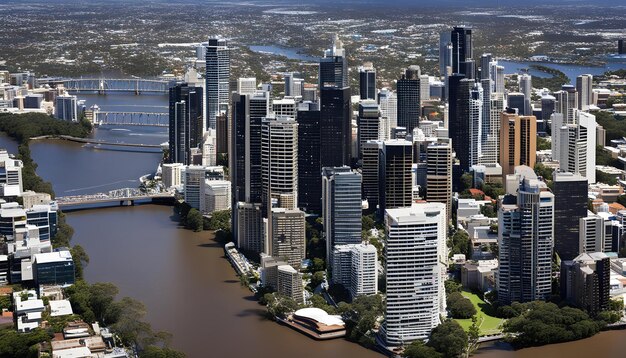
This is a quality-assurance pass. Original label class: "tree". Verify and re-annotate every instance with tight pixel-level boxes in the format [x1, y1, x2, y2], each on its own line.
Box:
[88, 282, 119, 324]
[0, 328, 52, 358]
[449, 230, 472, 258]
[447, 292, 477, 319]
[70, 244, 90, 279]
[460, 172, 473, 191]
[444, 280, 462, 295]
[403, 340, 443, 358]
[266, 294, 299, 319]
[311, 258, 325, 272]
[466, 316, 480, 357]
[111, 297, 153, 346]
[428, 320, 468, 358]
[310, 271, 325, 290]
[185, 208, 203, 232]
[140, 346, 186, 358]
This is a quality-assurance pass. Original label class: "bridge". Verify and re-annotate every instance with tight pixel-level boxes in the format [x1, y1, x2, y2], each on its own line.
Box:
[56, 188, 176, 210]
[93, 111, 168, 127]
[59, 78, 172, 94]
[32, 135, 163, 150]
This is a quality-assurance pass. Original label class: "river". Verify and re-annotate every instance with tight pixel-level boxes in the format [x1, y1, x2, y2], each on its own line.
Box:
[1, 93, 625, 357]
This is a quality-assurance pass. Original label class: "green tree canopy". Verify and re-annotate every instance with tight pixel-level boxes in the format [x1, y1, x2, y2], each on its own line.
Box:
[428, 320, 468, 358]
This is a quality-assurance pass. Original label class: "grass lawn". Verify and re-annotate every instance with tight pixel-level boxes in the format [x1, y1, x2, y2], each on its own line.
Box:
[454, 291, 504, 336]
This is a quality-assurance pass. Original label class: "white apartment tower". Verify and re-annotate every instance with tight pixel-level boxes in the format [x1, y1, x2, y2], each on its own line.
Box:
[497, 167, 554, 305]
[261, 115, 299, 209]
[382, 203, 447, 346]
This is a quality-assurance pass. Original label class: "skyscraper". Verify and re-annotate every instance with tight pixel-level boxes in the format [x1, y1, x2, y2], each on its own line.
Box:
[319, 35, 348, 89]
[320, 87, 351, 168]
[54, 94, 78, 122]
[498, 167, 554, 305]
[561, 252, 610, 316]
[480, 91, 504, 165]
[426, 138, 453, 221]
[555, 85, 578, 124]
[359, 63, 377, 101]
[261, 115, 299, 210]
[469, 83, 483, 168]
[237, 77, 257, 95]
[378, 88, 398, 129]
[322, 167, 362, 264]
[382, 203, 447, 346]
[205, 38, 230, 130]
[553, 110, 597, 183]
[499, 109, 537, 176]
[231, 91, 270, 205]
[379, 140, 413, 212]
[576, 74, 593, 111]
[169, 83, 203, 165]
[362, 140, 383, 211]
[357, 101, 386, 159]
[397, 66, 421, 134]
[332, 243, 378, 299]
[297, 102, 322, 213]
[439, 32, 453, 77]
[448, 74, 473, 171]
[519, 74, 532, 116]
[506, 92, 526, 115]
[451, 26, 473, 78]
[270, 208, 306, 269]
[553, 172, 588, 261]
[236, 202, 264, 254]
[619, 39, 625, 55]
[480, 53, 493, 80]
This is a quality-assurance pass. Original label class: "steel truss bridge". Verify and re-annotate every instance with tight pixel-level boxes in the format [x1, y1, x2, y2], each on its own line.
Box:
[56, 188, 175, 209]
[60, 78, 171, 94]
[94, 111, 168, 127]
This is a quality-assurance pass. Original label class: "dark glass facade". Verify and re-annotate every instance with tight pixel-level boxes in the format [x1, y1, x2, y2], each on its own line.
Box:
[168, 83, 203, 165]
[553, 176, 588, 261]
[320, 87, 351, 169]
[297, 108, 322, 213]
[448, 74, 473, 171]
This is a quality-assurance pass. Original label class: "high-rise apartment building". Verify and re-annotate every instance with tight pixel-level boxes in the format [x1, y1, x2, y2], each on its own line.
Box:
[382, 203, 447, 346]
[261, 115, 299, 210]
[0, 150, 23, 197]
[277, 264, 304, 304]
[499, 109, 537, 176]
[237, 202, 264, 254]
[561, 252, 610, 316]
[322, 167, 362, 264]
[580, 212, 613, 254]
[553, 110, 596, 183]
[270, 208, 306, 269]
[205, 38, 230, 130]
[498, 168, 554, 305]
[332, 243, 378, 299]
[169, 83, 203, 165]
[555, 85, 578, 124]
[519, 74, 532, 116]
[378, 88, 398, 129]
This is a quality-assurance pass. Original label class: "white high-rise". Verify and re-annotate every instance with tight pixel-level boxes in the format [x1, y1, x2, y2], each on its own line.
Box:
[237, 77, 257, 95]
[378, 88, 397, 129]
[332, 243, 378, 299]
[382, 203, 447, 346]
[480, 92, 504, 165]
[205, 38, 230, 130]
[576, 74, 593, 111]
[261, 115, 298, 209]
[519, 73, 532, 116]
[469, 83, 483, 168]
[498, 167, 554, 305]
[580, 212, 612, 254]
[554, 110, 596, 183]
